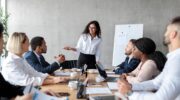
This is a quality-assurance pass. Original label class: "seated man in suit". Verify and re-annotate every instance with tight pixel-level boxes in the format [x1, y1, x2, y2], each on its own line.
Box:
[113, 39, 140, 74]
[24, 36, 65, 74]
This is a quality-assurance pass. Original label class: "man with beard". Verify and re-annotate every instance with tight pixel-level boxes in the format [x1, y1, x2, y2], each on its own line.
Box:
[113, 39, 140, 75]
[24, 36, 65, 74]
[117, 16, 180, 100]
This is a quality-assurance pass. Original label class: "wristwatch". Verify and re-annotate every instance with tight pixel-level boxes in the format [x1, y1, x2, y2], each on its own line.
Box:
[125, 84, 133, 98]
[124, 90, 133, 100]
[127, 90, 133, 96]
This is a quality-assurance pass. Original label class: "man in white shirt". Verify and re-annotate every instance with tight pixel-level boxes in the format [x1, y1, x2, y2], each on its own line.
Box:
[117, 16, 180, 100]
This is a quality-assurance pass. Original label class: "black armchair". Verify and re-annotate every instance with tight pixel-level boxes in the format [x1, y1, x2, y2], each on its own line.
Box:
[61, 60, 78, 69]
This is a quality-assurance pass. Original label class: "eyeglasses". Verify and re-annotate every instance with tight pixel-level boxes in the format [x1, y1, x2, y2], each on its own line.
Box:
[89, 27, 96, 29]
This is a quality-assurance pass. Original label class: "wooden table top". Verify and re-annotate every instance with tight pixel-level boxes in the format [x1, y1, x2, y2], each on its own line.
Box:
[41, 69, 119, 100]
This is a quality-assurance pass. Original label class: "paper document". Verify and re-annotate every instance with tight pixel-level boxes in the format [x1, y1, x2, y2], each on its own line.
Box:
[114, 92, 128, 100]
[107, 74, 119, 77]
[107, 82, 118, 90]
[24, 85, 68, 100]
[54, 71, 71, 76]
[86, 88, 112, 94]
[89, 95, 119, 100]
[106, 71, 115, 74]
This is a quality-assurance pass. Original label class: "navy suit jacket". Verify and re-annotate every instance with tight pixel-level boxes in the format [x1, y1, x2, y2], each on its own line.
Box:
[114, 56, 140, 74]
[24, 51, 61, 74]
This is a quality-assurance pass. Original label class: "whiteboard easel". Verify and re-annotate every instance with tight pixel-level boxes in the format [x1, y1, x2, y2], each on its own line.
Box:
[112, 24, 143, 66]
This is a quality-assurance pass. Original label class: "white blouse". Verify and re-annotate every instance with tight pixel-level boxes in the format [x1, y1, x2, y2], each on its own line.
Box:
[2, 52, 48, 86]
[76, 34, 102, 62]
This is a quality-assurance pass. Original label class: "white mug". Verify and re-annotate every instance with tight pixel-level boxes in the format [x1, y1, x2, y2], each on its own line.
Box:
[70, 72, 79, 79]
[68, 81, 78, 90]
[96, 75, 106, 83]
[88, 69, 96, 73]
[71, 68, 78, 72]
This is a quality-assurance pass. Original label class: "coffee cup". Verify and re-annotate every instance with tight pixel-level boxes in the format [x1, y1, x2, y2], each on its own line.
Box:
[71, 68, 78, 72]
[70, 72, 79, 79]
[88, 69, 96, 73]
[96, 75, 106, 82]
[68, 81, 78, 90]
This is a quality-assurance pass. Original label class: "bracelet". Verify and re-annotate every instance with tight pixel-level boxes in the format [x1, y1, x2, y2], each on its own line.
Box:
[127, 90, 133, 96]
[125, 90, 133, 98]
[69, 47, 72, 50]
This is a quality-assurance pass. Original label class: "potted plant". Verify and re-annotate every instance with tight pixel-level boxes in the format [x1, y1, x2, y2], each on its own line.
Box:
[0, 7, 9, 57]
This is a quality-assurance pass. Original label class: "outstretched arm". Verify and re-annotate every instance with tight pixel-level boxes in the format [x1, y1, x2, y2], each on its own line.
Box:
[64, 46, 77, 51]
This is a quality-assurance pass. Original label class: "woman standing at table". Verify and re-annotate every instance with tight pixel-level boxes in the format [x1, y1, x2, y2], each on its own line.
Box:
[64, 20, 102, 69]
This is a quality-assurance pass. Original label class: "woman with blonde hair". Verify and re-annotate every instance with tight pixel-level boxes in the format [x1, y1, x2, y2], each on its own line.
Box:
[2, 32, 68, 86]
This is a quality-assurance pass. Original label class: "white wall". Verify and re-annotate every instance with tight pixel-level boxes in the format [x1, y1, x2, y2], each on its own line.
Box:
[7, 0, 180, 68]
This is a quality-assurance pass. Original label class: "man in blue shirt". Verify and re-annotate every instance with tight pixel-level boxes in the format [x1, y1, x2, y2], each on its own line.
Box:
[113, 39, 140, 74]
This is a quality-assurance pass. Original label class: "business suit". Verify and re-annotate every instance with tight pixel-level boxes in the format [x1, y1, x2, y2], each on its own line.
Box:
[0, 73, 24, 98]
[114, 57, 140, 74]
[24, 51, 61, 74]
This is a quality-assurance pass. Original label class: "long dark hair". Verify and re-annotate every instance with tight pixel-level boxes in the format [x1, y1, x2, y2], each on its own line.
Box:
[0, 22, 4, 38]
[82, 20, 101, 38]
[134, 37, 156, 55]
[148, 51, 167, 71]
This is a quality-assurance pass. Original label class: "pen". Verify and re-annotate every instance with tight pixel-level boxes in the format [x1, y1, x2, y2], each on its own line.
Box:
[28, 83, 33, 93]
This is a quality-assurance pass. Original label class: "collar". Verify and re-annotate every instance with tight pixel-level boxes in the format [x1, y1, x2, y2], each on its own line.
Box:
[167, 48, 180, 58]
[87, 34, 99, 40]
[33, 51, 41, 58]
[9, 52, 23, 59]
[128, 55, 133, 60]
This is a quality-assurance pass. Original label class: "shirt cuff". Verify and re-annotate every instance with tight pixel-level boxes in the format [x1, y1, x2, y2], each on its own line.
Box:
[96, 57, 100, 62]
[33, 76, 46, 86]
[128, 92, 139, 100]
[132, 83, 142, 91]
[40, 73, 48, 84]
[55, 61, 61, 66]
[42, 73, 49, 78]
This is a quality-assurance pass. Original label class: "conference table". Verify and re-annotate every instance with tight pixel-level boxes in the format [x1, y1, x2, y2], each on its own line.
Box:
[41, 69, 120, 100]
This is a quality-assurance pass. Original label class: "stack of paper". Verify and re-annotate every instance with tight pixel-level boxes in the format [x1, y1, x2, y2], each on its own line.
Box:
[107, 82, 118, 90]
[54, 71, 71, 76]
[24, 85, 68, 100]
[86, 88, 112, 94]
[107, 74, 120, 77]
[106, 71, 115, 74]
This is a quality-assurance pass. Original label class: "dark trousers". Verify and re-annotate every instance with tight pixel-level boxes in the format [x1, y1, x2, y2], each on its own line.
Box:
[78, 53, 96, 69]
[0, 73, 24, 99]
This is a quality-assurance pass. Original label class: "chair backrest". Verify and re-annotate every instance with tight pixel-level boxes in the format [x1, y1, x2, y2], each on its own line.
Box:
[61, 60, 78, 69]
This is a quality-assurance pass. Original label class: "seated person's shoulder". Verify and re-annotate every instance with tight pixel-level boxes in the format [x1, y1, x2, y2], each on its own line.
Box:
[131, 57, 140, 61]
[24, 51, 34, 58]
[145, 59, 156, 64]
[143, 60, 157, 68]
[129, 58, 140, 65]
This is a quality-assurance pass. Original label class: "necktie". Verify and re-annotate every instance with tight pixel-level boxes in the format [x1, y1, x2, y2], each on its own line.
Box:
[39, 55, 44, 65]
